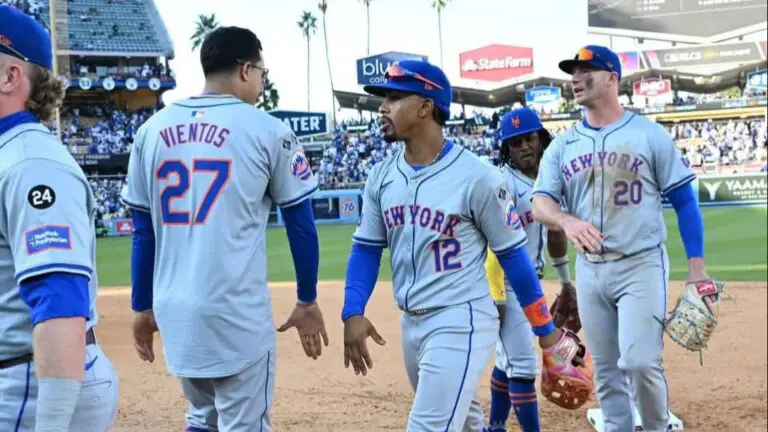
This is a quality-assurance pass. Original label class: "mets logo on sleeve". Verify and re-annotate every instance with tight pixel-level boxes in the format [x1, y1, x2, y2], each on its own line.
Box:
[290, 150, 313, 181]
[505, 199, 522, 230]
[25, 225, 72, 255]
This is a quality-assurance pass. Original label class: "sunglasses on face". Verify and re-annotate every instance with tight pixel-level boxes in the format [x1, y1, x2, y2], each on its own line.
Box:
[385, 63, 444, 90]
[576, 48, 614, 74]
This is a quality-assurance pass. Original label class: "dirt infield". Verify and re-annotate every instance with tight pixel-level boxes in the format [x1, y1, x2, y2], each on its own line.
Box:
[96, 281, 767, 432]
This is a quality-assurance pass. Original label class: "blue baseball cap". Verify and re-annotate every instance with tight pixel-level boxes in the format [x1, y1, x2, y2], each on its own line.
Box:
[363, 60, 452, 118]
[558, 45, 621, 80]
[0, 5, 53, 70]
[499, 107, 543, 141]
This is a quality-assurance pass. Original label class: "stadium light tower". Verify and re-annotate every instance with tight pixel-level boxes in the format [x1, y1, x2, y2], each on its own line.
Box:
[49, 0, 61, 141]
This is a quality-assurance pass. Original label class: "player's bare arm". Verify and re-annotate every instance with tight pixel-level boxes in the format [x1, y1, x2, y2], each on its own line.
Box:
[532, 197, 602, 253]
[33, 316, 86, 381]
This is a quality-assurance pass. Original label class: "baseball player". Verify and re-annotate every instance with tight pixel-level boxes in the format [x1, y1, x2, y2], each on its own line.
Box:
[340, 60, 588, 432]
[120, 27, 329, 432]
[483, 108, 577, 432]
[532, 45, 712, 432]
[0, 5, 118, 431]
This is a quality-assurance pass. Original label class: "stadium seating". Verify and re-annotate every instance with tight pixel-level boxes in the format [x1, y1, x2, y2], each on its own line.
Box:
[2, 0, 173, 54]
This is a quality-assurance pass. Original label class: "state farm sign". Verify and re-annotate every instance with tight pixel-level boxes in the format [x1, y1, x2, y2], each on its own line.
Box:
[633, 79, 672, 97]
[459, 45, 534, 82]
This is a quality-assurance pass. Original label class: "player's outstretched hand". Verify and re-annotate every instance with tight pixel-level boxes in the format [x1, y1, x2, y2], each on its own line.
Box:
[132, 311, 159, 363]
[343, 315, 386, 376]
[277, 302, 330, 360]
[561, 218, 603, 254]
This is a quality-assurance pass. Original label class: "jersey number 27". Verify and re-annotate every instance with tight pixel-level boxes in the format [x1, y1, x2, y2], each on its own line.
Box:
[157, 159, 231, 225]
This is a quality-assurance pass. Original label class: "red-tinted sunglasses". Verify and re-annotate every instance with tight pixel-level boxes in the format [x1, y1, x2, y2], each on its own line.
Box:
[385, 63, 444, 90]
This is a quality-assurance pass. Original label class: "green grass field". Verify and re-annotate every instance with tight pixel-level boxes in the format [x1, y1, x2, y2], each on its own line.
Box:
[96, 206, 768, 286]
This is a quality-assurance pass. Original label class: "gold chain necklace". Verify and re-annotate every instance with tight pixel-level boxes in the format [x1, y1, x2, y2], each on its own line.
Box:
[427, 140, 447, 166]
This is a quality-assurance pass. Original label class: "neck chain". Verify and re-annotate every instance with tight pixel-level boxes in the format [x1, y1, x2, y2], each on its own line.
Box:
[427, 140, 447, 166]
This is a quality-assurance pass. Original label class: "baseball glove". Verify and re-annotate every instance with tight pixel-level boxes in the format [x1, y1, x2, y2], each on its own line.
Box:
[663, 279, 724, 357]
[540, 329, 594, 410]
[550, 283, 582, 333]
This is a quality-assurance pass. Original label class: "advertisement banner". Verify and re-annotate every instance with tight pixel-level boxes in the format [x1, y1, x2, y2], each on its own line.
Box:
[633, 79, 672, 97]
[747, 70, 767, 90]
[525, 86, 561, 104]
[356, 51, 429, 86]
[113, 219, 134, 236]
[642, 41, 766, 69]
[697, 174, 767, 204]
[588, 0, 767, 39]
[459, 45, 534, 82]
[268, 110, 329, 138]
[618, 51, 640, 75]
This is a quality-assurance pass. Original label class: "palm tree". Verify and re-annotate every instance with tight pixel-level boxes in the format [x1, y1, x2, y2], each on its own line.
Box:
[318, 1, 337, 125]
[431, 0, 450, 68]
[190, 13, 219, 51]
[257, 77, 280, 111]
[360, 0, 373, 55]
[298, 11, 318, 111]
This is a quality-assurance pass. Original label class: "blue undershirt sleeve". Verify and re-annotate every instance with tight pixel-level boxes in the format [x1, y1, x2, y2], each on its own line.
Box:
[341, 242, 384, 321]
[131, 209, 155, 312]
[282, 199, 319, 303]
[19, 272, 90, 325]
[496, 246, 556, 337]
[666, 182, 704, 259]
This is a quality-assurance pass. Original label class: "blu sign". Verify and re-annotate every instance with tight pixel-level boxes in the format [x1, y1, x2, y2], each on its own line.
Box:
[747, 70, 767, 90]
[356, 51, 428, 86]
[268, 110, 328, 138]
[525, 86, 561, 104]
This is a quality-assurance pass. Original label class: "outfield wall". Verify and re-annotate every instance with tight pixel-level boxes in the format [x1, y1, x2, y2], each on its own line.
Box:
[100, 173, 767, 236]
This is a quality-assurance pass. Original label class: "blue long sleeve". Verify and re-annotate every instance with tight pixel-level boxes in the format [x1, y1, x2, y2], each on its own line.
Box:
[666, 182, 704, 259]
[496, 246, 555, 337]
[131, 209, 155, 312]
[282, 199, 319, 303]
[341, 243, 384, 321]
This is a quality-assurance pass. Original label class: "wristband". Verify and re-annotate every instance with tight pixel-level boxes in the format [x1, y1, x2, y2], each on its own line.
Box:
[552, 256, 571, 283]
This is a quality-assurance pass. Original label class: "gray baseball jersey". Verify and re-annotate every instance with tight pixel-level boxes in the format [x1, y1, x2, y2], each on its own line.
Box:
[354, 143, 528, 312]
[502, 166, 547, 272]
[532, 112, 695, 256]
[121, 94, 317, 378]
[0, 123, 99, 361]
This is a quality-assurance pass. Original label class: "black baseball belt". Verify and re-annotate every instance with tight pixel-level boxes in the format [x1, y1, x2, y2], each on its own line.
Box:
[0, 328, 96, 370]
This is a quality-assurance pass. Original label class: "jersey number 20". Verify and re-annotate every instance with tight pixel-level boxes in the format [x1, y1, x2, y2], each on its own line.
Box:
[613, 179, 642, 206]
[157, 159, 231, 225]
[431, 239, 463, 272]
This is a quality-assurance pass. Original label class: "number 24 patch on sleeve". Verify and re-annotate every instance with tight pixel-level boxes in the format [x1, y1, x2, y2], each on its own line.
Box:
[25, 225, 72, 255]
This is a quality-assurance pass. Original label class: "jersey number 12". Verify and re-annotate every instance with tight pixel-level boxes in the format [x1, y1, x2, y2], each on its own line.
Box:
[157, 159, 231, 225]
[431, 239, 463, 272]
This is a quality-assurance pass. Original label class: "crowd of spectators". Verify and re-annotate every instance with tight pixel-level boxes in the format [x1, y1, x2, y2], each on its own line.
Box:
[667, 119, 767, 168]
[61, 103, 159, 154]
[317, 117, 765, 189]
